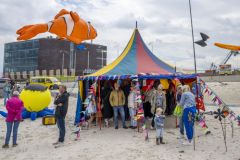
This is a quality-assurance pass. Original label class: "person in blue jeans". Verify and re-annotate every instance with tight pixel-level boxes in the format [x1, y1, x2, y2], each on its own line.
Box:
[53, 85, 69, 145]
[3, 91, 23, 148]
[109, 82, 128, 129]
[128, 85, 137, 129]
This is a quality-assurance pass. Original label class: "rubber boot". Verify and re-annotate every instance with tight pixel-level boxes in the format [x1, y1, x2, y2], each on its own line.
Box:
[160, 137, 165, 144]
[156, 138, 160, 145]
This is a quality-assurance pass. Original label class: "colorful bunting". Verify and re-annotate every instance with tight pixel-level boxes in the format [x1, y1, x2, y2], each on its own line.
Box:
[200, 78, 240, 125]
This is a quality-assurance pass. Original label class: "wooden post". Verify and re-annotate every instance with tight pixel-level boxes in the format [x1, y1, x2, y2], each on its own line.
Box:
[97, 80, 102, 130]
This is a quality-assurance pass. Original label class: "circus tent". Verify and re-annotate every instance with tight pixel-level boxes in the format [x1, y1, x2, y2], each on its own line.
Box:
[79, 28, 180, 80]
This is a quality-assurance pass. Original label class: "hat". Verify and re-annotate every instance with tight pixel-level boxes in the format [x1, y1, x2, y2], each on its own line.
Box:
[13, 91, 20, 96]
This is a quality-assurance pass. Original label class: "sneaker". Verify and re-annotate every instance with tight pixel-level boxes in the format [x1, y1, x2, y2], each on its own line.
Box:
[52, 141, 60, 145]
[54, 142, 64, 148]
[132, 126, 137, 129]
[115, 126, 118, 129]
[177, 134, 185, 139]
[129, 126, 133, 129]
[205, 131, 211, 135]
[2, 144, 9, 149]
[182, 140, 192, 146]
[12, 144, 18, 147]
[123, 126, 128, 129]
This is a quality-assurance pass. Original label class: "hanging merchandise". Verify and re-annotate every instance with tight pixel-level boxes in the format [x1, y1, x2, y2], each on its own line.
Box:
[133, 80, 149, 141]
[83, 83, 97, 116]
[160, 79, 169, 90]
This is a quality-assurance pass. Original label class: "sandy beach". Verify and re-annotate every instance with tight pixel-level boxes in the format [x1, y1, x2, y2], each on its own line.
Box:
[0, 82, 239, 160]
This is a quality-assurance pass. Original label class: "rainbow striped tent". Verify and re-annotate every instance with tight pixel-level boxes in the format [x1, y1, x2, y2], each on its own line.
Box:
[78, 28, 192, 80]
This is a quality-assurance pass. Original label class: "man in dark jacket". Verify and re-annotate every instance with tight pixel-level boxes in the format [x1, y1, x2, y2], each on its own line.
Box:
[53, 85, 69, 145]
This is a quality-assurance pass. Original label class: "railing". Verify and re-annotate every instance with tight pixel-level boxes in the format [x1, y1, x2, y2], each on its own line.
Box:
[2, 69, 77, 82]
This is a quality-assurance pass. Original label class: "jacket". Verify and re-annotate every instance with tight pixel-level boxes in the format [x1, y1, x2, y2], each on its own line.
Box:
[154, 115, 165, 129]
[179, 91, 196, 109]
[128, 91, 137, 108]
[151, 90, 166, 114]
[109, 90, 125, 107]
[54, 91, 70, 118]
[6, 97, 24, 122]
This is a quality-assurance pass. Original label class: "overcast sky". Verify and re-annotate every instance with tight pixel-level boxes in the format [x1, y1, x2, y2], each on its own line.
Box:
[1, 0, 240, 74]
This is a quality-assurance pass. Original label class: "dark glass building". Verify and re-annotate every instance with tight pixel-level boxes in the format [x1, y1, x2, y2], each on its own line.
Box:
[4, 37, 107, 76]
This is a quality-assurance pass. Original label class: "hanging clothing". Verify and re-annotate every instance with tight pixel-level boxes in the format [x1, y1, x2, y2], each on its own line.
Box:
[101, 87, 113, 119]
[165, 90, 176, 115]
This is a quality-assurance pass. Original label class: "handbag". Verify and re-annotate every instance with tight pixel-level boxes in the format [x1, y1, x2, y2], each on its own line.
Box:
[173, 105, 183, 117]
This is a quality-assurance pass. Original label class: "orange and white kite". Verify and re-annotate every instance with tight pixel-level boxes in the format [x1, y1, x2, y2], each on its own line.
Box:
[16, 9, 97, 44]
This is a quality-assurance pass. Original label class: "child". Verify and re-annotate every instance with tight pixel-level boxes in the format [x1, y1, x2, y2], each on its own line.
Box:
[128, 86, 137, 129]
[154, 108, 165, 145]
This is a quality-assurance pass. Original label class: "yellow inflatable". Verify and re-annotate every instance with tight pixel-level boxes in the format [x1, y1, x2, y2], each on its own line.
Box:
[20, 85, 51, 112]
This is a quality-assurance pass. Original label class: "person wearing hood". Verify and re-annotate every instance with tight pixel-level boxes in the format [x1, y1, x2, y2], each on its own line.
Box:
[2, 91, 23, 148]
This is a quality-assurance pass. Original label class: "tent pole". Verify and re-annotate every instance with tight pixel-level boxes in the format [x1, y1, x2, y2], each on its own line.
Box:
[97, 80, 102, 130]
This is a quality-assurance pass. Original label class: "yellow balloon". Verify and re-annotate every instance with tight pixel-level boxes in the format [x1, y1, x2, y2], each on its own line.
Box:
[20, 86, 51, 112]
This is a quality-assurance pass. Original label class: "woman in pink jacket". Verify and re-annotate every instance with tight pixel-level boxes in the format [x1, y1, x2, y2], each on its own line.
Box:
[2, 91, 23, 148]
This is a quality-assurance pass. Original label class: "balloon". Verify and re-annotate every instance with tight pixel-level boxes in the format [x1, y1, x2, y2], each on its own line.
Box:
[16, 9, 97, 44]
[20, 85, 51, 112]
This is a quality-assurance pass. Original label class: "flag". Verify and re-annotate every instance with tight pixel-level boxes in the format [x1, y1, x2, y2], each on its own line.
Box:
[74, 91, 82, 125]
[77, 44, 86, 50]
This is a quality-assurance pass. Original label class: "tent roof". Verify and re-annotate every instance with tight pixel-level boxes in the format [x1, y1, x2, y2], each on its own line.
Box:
[78, 28, 197, 81]
[90, 28, 176, 76]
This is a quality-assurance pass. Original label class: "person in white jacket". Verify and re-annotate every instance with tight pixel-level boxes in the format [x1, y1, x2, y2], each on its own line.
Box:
[128, 85, 137, 129]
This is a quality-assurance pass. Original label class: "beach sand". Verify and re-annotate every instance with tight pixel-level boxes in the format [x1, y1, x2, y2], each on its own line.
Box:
[0, 82, 239, 160]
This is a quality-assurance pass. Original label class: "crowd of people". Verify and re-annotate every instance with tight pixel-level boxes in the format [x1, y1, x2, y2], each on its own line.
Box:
[1, 78, 197, 148]
[85, 79, 197, 145]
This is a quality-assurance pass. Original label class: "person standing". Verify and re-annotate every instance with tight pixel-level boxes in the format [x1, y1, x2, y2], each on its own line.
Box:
[25, 80, 30, 87]
[53, 85, 69, 145]
[154, 108, 165, 145]
[151, 84, 166, 128]
[3, 80, 11, 106]
[109, 82, 127, 129]
[175, 85, 184, 142]
[2, 91, 23, 148]
[179, 85, 196, 144]
[128, 85, 137, 129]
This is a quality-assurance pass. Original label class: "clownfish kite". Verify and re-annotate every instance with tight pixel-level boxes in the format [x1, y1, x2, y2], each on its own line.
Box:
[16, 9, 97, 44]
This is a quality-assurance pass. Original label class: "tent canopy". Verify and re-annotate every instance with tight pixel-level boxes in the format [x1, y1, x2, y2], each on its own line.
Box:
[78, 28, 197, 81]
